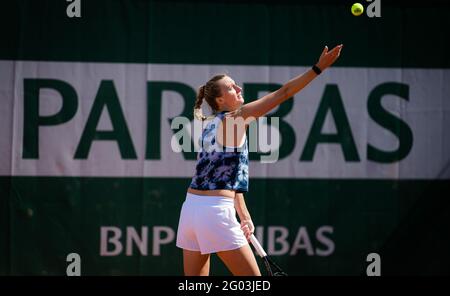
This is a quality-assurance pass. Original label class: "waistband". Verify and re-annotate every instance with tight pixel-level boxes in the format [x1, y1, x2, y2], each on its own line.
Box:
[185, 192, 234, 206]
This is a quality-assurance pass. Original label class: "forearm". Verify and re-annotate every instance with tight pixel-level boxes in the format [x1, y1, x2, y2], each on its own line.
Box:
[240, 68, 318, 119]
[234, 193, 252, 221]
[239, 44, 342, 120]
[281, 68, 318, 100]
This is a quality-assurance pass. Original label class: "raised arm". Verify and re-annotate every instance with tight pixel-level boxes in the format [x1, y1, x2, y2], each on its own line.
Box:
[234, 44, 343, 120]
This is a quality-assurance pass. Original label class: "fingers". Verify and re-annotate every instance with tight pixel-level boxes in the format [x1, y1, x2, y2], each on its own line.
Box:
[338, 44, 343, 56]
[323, 44, 343, 67]
[241, 225, 251, 240]
[322, 44, 343, 55]
[241, 223, 254, 240]
[318, 44, 342, 70]
[241, 224, 252, 234]
[330, 44, 343, 56]
[320, 45, 328, 59]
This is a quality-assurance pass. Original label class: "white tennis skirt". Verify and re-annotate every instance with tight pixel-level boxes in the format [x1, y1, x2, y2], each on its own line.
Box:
[176, 192, 248, 254]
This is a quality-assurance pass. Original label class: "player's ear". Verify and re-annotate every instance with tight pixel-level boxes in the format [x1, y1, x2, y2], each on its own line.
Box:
[216, 97, 224, 105]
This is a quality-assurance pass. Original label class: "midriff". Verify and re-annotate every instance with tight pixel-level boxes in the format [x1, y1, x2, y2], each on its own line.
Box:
[187, 187, 236, 199]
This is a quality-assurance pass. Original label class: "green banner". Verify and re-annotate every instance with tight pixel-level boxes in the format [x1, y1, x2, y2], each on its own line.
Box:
[1, 0, 450, 67]
[3, 177, 449, 275]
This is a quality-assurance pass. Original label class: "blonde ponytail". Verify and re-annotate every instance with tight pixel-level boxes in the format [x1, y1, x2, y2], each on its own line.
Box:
[193, 85, 207, 120]
[193, 74, 226, 121]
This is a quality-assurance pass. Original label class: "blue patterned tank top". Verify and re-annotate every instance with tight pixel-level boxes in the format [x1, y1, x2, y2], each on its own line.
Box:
[189, 112, 249, 193]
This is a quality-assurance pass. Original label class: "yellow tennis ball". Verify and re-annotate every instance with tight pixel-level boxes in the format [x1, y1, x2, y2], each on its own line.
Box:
[351, 3, 364, 16]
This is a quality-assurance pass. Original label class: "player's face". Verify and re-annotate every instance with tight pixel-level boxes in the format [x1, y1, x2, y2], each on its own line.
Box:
[216, 76, 244, 111]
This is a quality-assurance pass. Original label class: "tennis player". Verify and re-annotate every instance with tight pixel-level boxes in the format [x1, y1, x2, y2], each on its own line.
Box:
[176, 44, 343, 276]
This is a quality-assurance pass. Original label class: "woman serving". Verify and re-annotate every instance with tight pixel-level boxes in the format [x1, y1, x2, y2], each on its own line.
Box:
[176, 44, 343, 276]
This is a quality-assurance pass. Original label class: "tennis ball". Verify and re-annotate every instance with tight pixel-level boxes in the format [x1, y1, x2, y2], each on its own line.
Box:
[351, 3, 364, 16]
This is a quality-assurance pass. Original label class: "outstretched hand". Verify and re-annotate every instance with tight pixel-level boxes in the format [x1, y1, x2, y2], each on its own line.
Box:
[316, 44, 343, 71]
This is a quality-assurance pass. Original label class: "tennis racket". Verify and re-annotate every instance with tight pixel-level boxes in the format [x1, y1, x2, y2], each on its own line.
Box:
[249, 234, 288, 276]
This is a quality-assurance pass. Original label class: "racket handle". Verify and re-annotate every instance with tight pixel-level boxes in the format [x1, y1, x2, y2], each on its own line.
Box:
[249, 234, 267, 257]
